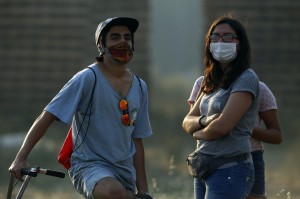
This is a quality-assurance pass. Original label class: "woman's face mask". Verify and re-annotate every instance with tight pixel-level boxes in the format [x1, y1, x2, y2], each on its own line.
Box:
[210, 42, 237, 63]
[105, 41, 133, 64]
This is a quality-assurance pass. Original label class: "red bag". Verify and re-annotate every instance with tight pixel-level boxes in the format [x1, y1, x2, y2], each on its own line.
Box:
[58, 127, 73, 170]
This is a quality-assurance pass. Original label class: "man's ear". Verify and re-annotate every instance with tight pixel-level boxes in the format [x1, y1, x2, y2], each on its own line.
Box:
[97, 43, 105, 53]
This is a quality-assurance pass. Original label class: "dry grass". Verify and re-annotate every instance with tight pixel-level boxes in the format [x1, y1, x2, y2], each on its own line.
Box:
[2, 113, 299, 199]
[2, 156, 299, 199]
[2, 137, 299, 199]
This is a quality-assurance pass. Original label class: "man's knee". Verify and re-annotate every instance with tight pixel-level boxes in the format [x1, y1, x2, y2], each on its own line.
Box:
[92, 177, 128, 199]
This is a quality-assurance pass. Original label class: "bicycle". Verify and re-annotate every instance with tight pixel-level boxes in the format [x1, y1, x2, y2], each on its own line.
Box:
[7, 166, 65, 199]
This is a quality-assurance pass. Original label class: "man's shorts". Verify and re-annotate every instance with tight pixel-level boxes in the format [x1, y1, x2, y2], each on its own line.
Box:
[69, 161, 136, 199]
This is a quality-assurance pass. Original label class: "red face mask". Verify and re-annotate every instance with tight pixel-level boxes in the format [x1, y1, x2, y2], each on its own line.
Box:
[107, 41, 133, 64]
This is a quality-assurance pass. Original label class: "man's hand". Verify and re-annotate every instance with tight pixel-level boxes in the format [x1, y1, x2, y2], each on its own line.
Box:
[8, 158, 29, 181]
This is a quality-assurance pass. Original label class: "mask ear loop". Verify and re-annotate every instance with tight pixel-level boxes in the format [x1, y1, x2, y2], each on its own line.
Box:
[97, 35, 116, 63]
[97, 36, 105, 54]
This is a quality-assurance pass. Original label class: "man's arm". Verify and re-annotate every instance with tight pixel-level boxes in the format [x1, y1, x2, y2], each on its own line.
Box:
[133, 138, 149, 194]
[8, 111, 56, 180]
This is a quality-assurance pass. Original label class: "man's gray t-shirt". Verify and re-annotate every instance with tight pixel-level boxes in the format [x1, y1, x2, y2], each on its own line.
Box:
[197, 69, 260, 157]
[45, 63, 152, 176]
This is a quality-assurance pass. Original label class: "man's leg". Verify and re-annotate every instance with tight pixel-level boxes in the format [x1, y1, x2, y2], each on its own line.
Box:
[93, 177, 134, 199]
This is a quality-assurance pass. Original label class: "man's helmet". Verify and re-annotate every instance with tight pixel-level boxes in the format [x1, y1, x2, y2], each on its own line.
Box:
[95, 17, 139, 50]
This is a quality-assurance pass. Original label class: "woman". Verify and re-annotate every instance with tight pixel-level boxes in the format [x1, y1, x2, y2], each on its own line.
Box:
[188, 78, 282, 199]
[247, 81, 282, 199]
[182, 16, 260, 199]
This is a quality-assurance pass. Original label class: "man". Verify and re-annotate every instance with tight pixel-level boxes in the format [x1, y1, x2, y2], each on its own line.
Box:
[9, 17, 153, 199]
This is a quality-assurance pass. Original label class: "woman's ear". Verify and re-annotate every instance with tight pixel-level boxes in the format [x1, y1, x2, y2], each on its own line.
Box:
[237, 43, 241, 51]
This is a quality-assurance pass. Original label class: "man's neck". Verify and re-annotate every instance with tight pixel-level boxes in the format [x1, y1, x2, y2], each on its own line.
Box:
[96, 61, 133, 98]
[98, 59, 128, 78]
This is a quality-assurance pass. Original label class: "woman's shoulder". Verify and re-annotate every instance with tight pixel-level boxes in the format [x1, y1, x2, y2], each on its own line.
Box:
[241, 68, 258, 79]
[259, 81, 276, 102]
[233, 69, 259, 85]
[259, 81, 271, 92]
[195, 76, 204, 85]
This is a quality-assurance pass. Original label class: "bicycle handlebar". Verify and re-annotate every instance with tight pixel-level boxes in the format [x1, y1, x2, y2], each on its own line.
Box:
[20, 167, 65, 178]
[7, 166, 65, 199]
[41, 168, 66, 178]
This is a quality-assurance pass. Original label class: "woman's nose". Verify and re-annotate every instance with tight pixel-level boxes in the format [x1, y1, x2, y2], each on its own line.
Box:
[218, 36, 223, 42]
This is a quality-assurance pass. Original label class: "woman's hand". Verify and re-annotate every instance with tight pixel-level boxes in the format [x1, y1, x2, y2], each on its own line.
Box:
[201, 113, 221, 127]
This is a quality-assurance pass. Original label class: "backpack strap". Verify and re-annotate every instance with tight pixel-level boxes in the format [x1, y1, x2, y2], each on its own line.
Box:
[135, 74, 144, 101]
[73, 67, 97, 151]
[128, 69, 144, 101]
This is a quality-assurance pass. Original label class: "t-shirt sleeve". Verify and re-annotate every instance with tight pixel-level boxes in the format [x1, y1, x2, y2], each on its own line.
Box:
[44, 71, 88, 125]
[259, 82, 277, 112]
[231, 69, 260, 99]
[187, 76, 204, 104]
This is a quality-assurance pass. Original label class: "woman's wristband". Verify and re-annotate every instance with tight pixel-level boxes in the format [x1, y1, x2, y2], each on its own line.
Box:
[199, 115, 205, 127]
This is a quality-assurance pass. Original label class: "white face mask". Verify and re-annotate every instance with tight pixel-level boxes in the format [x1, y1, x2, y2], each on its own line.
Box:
[210, 42, 237, 63]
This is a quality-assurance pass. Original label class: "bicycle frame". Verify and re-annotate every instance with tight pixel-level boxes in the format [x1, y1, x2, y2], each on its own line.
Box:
[7, 167, 65, 199]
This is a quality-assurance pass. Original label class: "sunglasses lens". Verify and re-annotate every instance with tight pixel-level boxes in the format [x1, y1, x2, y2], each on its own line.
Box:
[121, 113, 130, 125]
[120, 99, 128, 111]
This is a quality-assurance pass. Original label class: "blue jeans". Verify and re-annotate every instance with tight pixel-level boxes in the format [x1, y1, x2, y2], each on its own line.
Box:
[194, 161, 254, 199]
[249, 150, 266, 197]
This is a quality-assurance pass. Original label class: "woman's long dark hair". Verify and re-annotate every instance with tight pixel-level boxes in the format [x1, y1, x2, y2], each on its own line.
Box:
[201, 15, 251, 93]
